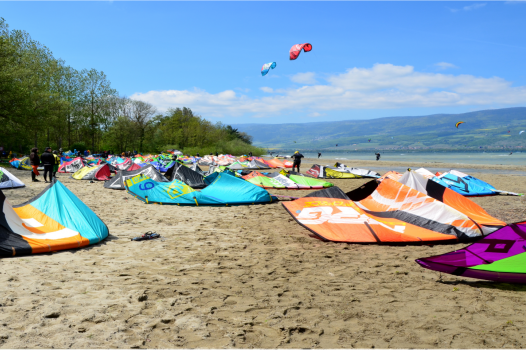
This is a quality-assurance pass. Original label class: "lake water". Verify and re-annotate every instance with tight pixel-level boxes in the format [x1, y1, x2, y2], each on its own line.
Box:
[264, 151, 526, 175]
[270, 151, 526, 166]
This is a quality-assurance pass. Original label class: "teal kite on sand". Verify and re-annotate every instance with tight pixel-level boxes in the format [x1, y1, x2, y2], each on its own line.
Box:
[125, 172, 275, 206]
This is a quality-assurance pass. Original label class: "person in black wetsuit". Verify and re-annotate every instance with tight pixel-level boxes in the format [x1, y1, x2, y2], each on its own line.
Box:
[375, 152, 381, 161]
[318, 152, 321, 159]
[248, 152, 253, 158]
[41, 147, 55, 183]
[291, 151, 304, 172]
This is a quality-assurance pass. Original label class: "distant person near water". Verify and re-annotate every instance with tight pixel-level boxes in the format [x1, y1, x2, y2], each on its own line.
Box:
[318, 152, 321, 158]
[375, 152, 381, 161]
[291, 151, 304, 172]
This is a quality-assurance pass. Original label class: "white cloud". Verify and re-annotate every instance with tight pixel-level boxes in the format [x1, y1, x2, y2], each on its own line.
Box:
[290, 72, 317, 85]
[309, 112, 324, 118]
[435, 62, 458, 70]
[260, 87, 274, 93]
[131, 63, 526, 118]
[449, 3, 486, 12]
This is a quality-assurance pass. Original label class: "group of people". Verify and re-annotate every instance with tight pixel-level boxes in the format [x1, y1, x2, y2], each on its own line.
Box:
[29, 147, 61, 183]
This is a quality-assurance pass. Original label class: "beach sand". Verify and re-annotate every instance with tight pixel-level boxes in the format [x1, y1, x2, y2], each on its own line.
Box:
[2, 159, 526, 348]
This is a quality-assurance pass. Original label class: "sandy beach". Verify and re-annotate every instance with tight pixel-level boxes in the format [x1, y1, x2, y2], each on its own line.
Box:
[2, 158, 526, 348]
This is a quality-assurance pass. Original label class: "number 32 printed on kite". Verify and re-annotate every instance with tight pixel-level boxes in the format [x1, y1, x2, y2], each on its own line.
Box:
[261, 62, 276, 76]
[290, 43, 312, 60]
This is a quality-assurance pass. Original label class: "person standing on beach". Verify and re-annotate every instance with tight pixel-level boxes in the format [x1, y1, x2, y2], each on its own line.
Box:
[29, 148, 41, 182]
[249, 151, 253, 158]
[52, 150, 60, 179]
[318, 152, 321, 159]
[375, 152, 381, 161]
[41, 147, 55, 183]
[291, 151, 304, 173]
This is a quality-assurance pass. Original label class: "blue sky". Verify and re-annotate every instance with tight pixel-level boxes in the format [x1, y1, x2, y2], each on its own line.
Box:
[1, 1, 526, 124]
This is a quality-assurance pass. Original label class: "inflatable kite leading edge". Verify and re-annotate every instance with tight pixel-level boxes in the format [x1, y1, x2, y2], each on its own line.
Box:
[0, 179, 109, 257]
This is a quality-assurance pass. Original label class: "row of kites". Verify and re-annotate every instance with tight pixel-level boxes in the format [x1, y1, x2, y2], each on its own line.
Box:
[261, 43, 312, 76]
[456, 121, 525, 134]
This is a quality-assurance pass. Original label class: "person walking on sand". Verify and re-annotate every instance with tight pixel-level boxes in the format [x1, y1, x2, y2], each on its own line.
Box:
[29, 147, 41, 182]
[291, 151, 304, 173]
[41, 147, 55, 183]
[52, 150, 60, 179]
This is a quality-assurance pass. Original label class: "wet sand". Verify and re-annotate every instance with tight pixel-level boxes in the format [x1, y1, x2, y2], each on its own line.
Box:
[1, 159, 526, 348]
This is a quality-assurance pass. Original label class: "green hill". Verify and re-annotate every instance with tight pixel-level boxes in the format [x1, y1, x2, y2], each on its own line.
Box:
[233, 107, 526, 151]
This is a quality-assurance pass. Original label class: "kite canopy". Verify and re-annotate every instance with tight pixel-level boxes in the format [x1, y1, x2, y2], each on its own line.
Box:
[164, 162, 206, 189]
[71, 164, 111, 181]
[58, 157, 86, 173]
[455, 121, 464, 128]
[228, 160, 270, 170]
[283, 177, 504, 243]
[0, 180, 108, 257]
[261, 62, 276, 76]
[0, 167, 25, 189]
[432, 170, 519, 196]
[104, 164, 168, 190]
[126, 172, 274, 206]
[289, 43, 312, 60]
[10, 157, 39, 171]
[243, 171, 333, 189]
[416, 222, 526, 283]
[306, 164, 362, 179]
[333, 163, 380, 178]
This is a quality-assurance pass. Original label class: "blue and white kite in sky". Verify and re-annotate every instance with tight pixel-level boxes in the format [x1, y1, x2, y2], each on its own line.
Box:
[261, 62, 276, 76]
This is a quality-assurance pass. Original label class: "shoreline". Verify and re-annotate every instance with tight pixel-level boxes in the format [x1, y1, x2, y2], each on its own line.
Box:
[295, 157, 526, 173]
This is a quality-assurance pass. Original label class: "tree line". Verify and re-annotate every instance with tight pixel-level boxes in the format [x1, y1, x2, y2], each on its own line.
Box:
[0, 18, 264, 156]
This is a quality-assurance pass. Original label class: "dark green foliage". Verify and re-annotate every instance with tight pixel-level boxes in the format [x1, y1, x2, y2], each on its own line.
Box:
[70, 143, 87, 153]
[0, 18, 260, 156]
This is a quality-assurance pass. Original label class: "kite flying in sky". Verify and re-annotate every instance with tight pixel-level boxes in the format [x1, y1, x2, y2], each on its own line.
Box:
[261, 62, 276, 76]
[289, 43, 312, 60]
[455, 121, 464, 128]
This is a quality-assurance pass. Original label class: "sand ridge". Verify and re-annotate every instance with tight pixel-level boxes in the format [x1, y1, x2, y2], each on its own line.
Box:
[1, 160, 526, 348]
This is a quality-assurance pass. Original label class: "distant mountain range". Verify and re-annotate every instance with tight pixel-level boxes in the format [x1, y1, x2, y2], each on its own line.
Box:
[232, 107, 526, 151]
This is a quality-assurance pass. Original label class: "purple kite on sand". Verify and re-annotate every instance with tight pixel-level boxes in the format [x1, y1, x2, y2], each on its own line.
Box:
[416, 222, 526, 283]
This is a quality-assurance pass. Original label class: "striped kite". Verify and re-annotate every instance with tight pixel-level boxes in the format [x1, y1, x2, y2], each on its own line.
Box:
[455, 121, 464, 128]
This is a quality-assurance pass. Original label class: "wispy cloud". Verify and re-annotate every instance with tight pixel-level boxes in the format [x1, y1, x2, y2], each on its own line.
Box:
[435, 62, 458, 70]
[449, 3, 486, 12]
[260, 87, 273, 93]
[290, 72, 317, 85]
[131, 63, 526, 118]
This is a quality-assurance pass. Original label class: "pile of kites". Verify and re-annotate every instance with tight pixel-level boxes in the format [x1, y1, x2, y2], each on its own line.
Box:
[4, 151, 526, 285]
